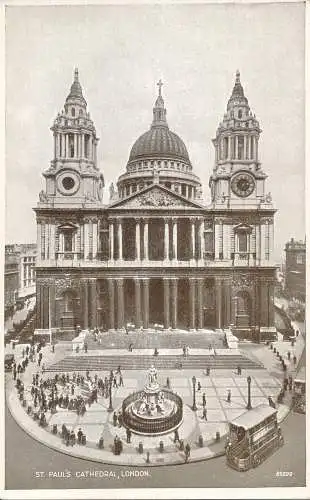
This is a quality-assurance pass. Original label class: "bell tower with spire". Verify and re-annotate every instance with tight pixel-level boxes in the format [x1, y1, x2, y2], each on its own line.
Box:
[209, 70, 270, 209]
[39, 68, 104, 207]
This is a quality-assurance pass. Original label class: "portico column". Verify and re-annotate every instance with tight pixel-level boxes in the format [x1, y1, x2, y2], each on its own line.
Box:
[135, 219, 141, 261]
[108, 279, 115, 330]
[163, 278, 170, 329]
[83, 281, 89, 329]
[189, 278, 196, 330]
[190, 218, 196, 260]
[44, 223, 49, 260]
[215, 279, 222, 329]
[92, 220, 98, 260]
[142, 279, 149, 329]
[223, 281, 232, 328]
[171, 278, 178, 329]
[109, 220, 114, 260]
[172, 219, 178, 260]
[197, 279, 204, 329]
[134, 278, 142, 327]
[164, 218, 170, 260]
[117, 279, 124, 329]
[143, 221, 149, 260]
[50, 222, 55, 260]
[84, 220, 89, 260]
[89, 279, 97, 328]
[199, 219, 205, 260]
[117, 220, 123, 260]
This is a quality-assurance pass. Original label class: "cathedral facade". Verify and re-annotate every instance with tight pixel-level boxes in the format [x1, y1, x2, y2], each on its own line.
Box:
[34, 69, 277, 340]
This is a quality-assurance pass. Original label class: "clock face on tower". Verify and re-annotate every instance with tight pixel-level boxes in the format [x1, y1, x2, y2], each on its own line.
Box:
[56, 171, 80, 196]
[231, 172, 255, 198]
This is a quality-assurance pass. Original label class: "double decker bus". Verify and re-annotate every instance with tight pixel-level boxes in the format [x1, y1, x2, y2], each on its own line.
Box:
[226, 404, 284, 471]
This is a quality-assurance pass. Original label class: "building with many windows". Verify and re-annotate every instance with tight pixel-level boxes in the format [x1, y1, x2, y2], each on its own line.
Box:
[34, 69, 277, 340]
[284, 237, 306, 301]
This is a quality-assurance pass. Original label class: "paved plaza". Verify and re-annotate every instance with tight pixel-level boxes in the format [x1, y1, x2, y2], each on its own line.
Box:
[6, 333, 301, 466]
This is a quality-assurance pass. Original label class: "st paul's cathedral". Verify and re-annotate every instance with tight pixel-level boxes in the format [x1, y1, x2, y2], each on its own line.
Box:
[34, 69, 277, 340]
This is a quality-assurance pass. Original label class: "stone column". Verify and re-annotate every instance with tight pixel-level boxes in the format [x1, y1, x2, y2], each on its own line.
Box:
[83, 280, 89, 329]
[172, 219, 178, 260]
[260, 222, 266, 262]
[214, 224, 220, 259]
[135, 219, 141, 261]
[164, 218, 170, 260]
[223, 281, 232, 328]
[50, 222, 55, 260]
[163, 278, 170, 329]
[189, 278, 196, 330]
[108, 279, 115, 330]
[142, 279, 149, 329]
[44, 223, 49, 260]
[191, 218, 196, 260]
[109, 220, 114, 260]
[228, 135, 232, 159]
[61, 135, 65, 158]
[74, 134, 78, 158]
[143, 221, 149, 260]
[117, 219, 123, 261]
[84, 220, 89, 260]
[199, 219, 205, 260]
[49, 282, 56, 328]
[235, 135, 239, 160]
[215, 279, 222, 329]
[134, 278, 142, 327]
[92, 220, 98, 259]
[117, 279, 125, 329]
[197, 279, 204, 329]
[171, 279, 178, 329]
[65, 134, 69, 158]
[89, 279, 97, 328]
[37, 222, 42, 260]
[81, 134, 85, 158]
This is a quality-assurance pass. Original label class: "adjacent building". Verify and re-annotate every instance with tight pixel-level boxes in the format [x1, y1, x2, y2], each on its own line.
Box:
[34, 69, 277, 340]
[4, 244, 36, 317]
[284, 238, 306, 301]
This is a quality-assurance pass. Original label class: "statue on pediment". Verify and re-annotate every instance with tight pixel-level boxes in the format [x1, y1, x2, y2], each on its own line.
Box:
[39, 190, 48, 202]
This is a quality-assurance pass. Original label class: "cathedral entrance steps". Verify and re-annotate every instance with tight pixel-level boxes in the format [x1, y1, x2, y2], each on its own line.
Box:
[45, 353, 262, 373]
[83, 330, 226, 351]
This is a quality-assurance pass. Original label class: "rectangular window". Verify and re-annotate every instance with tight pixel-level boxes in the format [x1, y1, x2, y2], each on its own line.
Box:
[297, 254, 303, 264]
[64, 233, 73, 252]
[238, 232, 247, 252]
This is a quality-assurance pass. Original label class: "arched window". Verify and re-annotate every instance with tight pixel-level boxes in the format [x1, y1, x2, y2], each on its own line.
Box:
[238, 135, 244, 160]
[71, 108, 75, 117]
[238, 109, 242, 119]
[224, 137, 229, 159]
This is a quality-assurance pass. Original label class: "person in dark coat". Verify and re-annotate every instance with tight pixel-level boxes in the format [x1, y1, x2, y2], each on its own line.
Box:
[185, 443, 191, 463]
[202, 393, 206, 407]
[77, 428, 83, 444]
[227, 389, 231, 403]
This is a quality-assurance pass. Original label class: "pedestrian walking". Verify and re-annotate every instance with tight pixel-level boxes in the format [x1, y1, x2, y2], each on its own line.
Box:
[166, 377, 170, 389]
[174, 429, 180, 443]
[237, 366, 242, 375]
[202, 407, 207, 421]
[77, 428, 83, 444]
[227, 389, 231, 403]
[206, 367, 210, 376]
[183, 345, 186, 357]
[287, 351, 291, 361]
[293, 355, 297, 366]
[119, 374, 124, 387]
[202, 393, 206, 407]
[184, 443, 191, 463]
[197, 381, 201, 391]
[52, 344, 55, 353]
[126, 428, 131, 443]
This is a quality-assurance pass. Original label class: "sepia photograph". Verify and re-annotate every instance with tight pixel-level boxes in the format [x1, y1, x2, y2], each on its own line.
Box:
[2, 1, 307, 498]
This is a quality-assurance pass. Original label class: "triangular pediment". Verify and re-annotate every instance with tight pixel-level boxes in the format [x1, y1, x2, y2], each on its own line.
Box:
[108, 184, 204, 210]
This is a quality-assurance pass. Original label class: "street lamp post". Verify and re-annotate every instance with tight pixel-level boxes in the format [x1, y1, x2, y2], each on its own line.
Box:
[192, 376, 197, 411]
[108, 379, 113, 413]
[246, 376, 252, 410]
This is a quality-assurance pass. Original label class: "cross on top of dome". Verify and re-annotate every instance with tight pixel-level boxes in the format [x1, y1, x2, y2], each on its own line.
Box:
[157, 79, 163, 97]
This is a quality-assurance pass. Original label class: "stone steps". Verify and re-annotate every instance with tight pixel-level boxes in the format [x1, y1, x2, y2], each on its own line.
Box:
[45, 354, 262, 372]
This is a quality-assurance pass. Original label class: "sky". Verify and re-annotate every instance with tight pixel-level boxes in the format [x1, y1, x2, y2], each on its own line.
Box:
[5, 3, 305, 263]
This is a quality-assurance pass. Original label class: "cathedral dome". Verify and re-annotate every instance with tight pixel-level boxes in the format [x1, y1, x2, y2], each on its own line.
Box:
[129, 127, 190, 163]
